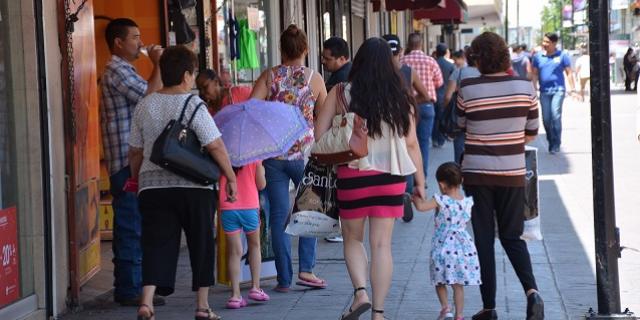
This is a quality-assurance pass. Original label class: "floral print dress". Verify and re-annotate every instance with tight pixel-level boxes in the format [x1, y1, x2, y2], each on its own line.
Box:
[430, 194, 482, 286]
[268, 65, 316, 160]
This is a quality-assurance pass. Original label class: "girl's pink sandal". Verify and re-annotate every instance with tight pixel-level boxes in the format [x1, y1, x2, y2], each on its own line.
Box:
[438, 306, 454, 320]
[225, 297, 248, 309]
[248, 288, 270, 301]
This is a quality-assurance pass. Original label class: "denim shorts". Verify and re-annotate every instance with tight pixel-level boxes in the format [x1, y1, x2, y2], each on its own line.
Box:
[221, 209, 260, 234]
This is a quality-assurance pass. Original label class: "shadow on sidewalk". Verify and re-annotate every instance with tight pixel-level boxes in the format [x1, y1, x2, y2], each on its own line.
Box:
[534, 133, 572, 175]
[538, 179, 597, 318]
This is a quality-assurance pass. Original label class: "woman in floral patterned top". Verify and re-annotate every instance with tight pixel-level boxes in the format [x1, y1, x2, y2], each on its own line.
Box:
[250, 24, 327, 292]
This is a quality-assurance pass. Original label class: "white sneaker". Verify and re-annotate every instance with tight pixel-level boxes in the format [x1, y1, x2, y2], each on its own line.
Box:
[324, 236, 343, 243]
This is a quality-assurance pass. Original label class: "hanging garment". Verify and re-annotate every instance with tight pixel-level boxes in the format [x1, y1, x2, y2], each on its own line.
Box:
[237, 19, 259, 69]
[228, 8, 240, 61]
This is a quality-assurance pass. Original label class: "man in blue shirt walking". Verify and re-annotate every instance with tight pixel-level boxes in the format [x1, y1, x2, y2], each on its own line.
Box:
[532, 33, 575, 154]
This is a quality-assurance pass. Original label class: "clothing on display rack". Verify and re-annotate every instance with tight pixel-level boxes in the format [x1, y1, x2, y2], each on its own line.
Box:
[237, 19, 259, 69]
[228, 8, 240, 60]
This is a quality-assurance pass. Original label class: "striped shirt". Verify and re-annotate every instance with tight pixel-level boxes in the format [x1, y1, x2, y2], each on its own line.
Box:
[401, 50, 443, 102]
[456, 75, 539, 187]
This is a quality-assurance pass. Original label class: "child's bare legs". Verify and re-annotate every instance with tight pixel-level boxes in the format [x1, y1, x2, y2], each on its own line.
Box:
[246, 230, 262, 290]
[436, 284, 450, 311]
[226, 232, 243, 299]
[452, 284, 464, 319]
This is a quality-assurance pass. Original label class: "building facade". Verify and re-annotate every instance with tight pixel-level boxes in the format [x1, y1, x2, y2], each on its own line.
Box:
[0, 1, 501, 319]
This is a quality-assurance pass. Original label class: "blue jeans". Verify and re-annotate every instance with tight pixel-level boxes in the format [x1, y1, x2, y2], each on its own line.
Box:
[454, 134, 465, 164]
[416, 103, 435, 179]
[110, 166, 142, 299]
[432, 100, 446, 146]
[539, 90, 565, 151]
[263, 159, 317, 288]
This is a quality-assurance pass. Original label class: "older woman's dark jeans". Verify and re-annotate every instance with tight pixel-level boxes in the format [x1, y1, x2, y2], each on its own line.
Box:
[464, 185, 538, 310]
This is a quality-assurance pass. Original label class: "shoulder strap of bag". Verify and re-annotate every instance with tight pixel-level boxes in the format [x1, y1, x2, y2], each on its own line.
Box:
[456, 68, 465, 88]
[187, 102, 207, 126]
[178, 94, 197, 123]
[337, 83, 349, 115]
[265, 68, 274, 100]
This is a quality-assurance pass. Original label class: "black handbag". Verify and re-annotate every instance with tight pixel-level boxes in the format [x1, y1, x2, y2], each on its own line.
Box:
[150, 94, 220, 185]
[438, 92, 462, 140]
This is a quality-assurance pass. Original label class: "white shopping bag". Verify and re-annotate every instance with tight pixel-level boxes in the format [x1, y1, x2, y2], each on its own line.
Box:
[521, 146, 543, 241]
[285, 160, 341, 238]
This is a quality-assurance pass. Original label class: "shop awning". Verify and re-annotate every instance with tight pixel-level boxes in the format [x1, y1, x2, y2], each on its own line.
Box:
[414, 0, 467, 24]
[372, 0, 444, 12]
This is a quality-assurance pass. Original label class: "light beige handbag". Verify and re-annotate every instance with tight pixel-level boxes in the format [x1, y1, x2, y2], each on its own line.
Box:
[310, 83, 368, 164]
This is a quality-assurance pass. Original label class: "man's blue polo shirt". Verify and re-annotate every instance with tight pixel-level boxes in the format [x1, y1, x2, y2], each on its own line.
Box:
[533, 50, 571, 93]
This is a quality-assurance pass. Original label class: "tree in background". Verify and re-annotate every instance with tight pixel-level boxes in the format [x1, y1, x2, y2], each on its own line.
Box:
[541, 0, 574, 49]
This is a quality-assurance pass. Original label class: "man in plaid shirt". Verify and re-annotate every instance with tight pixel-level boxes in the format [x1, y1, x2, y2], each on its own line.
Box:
[100, 18, 163, 306]
[401, 33, 443, 182]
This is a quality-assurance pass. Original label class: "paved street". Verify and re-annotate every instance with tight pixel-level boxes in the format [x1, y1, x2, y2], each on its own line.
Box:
[61, 90, 640, 320]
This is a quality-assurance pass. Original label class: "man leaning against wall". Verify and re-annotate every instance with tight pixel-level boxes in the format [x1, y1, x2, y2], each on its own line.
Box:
[99, 18, 164, 306]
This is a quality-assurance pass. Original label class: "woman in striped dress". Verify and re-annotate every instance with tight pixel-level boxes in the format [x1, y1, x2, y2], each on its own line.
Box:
[315, 37, 426, 320]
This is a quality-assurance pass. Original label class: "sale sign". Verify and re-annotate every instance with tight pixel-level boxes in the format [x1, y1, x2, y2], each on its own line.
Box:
[0, 207, 20, 307]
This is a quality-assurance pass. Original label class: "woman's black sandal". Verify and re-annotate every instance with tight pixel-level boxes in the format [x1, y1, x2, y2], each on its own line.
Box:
[340, 287, 371, 320]
[195, 308, 222, 320]
[372, 309, 386, 319]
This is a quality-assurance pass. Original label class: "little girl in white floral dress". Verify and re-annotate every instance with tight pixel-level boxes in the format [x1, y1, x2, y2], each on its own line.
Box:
[413, 162, 481, 320]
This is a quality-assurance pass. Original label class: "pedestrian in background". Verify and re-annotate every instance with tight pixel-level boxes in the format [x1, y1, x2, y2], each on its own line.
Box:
[575, 45, 590, 102]
[434, 43, 456, 149]
[128, 46, 237, 320]
[402, 33, 444, 183]
[452, 50, 466, 69]
[322, 36, 352, 93]
[457, 32, 543, 320]
[99, 17, 164, 307]
[250, 24, 328, 292]
[624, 47, 638, 91]
[444, 47, 481, 164]
[383, 33, 432, 223]
[511, 43, 532, 80]
[315, 37, 425, 320]
[413, 162, 481, 320]
[219, 161, 270, 309]
[532, 32, 575, 154]
[321, 36, 351, 243]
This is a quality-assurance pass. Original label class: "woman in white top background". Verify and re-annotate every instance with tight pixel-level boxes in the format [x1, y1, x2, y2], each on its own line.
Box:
[574, 46, 591, 102]
[315, 37, 425, 320]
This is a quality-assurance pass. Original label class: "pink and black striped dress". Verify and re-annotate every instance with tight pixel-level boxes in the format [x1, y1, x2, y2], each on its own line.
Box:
[335, 83, 417, 220]
[337, 166, 408, 219]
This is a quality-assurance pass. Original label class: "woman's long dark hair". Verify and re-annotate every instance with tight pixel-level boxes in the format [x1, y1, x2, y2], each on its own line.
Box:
[348, 37, 415, 138]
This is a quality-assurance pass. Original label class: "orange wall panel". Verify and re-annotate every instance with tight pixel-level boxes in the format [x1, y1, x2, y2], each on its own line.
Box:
[93, 0, 163, 79]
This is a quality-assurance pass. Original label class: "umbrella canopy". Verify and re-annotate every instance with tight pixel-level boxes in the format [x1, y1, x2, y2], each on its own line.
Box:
[213, 98, 310, 167]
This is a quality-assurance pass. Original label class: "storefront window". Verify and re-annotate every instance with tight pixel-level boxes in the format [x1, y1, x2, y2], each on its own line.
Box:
[0, 0, 37, 309]
[216, 0, 271, 85]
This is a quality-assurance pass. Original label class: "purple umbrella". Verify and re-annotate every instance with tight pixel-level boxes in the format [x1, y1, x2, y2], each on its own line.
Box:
[213, 98, 310, 167]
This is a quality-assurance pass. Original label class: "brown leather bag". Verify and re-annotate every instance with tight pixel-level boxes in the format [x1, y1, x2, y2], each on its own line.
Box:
[310, 83, 368, 164]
